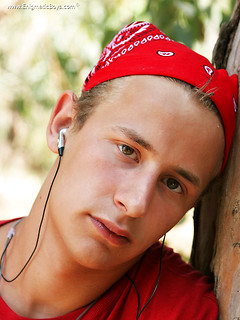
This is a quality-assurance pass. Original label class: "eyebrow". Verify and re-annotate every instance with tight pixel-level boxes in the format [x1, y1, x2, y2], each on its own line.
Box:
[112, 126, 156, 153]
[175, 167, 201, 187]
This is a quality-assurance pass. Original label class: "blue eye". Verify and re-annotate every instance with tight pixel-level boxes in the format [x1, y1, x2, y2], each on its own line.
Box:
[163, 178, 183, 193]
[118, 144, 138, 161]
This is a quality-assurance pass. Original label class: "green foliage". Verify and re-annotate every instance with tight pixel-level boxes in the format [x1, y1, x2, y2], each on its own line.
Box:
[0, 0, 236, 173]
[146, 0, 205, 46]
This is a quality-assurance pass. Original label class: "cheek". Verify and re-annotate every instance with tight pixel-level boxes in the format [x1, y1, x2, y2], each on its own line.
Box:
[147, 193, 192, 239]
[46, 156, 120, 246]
[54, 145, 121, 207]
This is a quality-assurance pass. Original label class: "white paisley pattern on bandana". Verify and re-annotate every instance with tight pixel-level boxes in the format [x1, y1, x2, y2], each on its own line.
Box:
[83, 21, 173, 89]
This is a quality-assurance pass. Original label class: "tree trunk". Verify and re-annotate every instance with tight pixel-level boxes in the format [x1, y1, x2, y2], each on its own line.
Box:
[190, 1, 240, 319]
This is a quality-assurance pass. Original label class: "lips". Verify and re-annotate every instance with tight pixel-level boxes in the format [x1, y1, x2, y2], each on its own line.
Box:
[89, 215, 131, 246]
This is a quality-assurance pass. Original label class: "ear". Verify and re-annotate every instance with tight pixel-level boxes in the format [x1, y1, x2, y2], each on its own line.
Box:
[47, 90, 77, 154]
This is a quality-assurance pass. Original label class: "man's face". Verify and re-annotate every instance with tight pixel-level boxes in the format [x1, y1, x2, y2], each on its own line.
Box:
[48, 76, 224, 272]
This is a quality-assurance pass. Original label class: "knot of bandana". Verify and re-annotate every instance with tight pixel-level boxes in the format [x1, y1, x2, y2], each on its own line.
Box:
[83, 21, 238, 171]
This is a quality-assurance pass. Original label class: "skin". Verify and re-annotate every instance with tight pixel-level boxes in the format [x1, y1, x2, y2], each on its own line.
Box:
[0, 76, 225, 318]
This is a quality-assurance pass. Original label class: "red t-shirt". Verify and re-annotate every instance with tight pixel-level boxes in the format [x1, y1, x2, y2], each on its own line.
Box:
[0, 219, 218, 319]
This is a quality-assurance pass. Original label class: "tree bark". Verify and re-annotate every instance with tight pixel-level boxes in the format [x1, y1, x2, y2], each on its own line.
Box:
[190, 1, 240, 318]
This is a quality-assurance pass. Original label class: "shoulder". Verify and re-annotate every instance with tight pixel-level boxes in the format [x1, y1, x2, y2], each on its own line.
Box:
[147, 242, 213, 282]
[133, 242, 218, 319]
[147, 242, 216, 293]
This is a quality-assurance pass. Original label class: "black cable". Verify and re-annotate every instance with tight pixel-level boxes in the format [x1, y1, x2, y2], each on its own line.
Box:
[1, 156, 62, 283]
[125, 274, 141, 316]
[126, 235, 166, 320]
[137, 234, 166, 319]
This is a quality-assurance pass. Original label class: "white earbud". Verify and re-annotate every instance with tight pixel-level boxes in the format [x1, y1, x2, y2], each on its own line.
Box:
[58, 128, 67, 156]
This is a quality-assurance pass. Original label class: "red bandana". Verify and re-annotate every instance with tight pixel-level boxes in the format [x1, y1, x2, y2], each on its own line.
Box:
[83, 21, 238, 171]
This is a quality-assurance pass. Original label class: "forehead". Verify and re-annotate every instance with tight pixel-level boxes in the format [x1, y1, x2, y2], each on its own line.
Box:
[93, 75, 223, 138]
[102, 75, 204, 122]
[104, 75, 193, 112]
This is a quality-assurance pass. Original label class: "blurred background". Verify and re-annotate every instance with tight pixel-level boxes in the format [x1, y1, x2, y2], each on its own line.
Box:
[0, 0, 235, 261]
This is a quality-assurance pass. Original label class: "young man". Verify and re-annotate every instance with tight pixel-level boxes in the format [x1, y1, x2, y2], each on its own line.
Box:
[0, 21, 238, 319]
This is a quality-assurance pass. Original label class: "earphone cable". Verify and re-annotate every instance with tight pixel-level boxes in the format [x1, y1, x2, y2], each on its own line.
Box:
[125, 235, 166, 320]
[1, 156, 62, 283]
[136, 234, 166, 319]
[125, 274, 141, 316]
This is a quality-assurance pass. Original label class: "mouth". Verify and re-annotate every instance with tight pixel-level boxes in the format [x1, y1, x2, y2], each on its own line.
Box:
[89, 215, 131, 246]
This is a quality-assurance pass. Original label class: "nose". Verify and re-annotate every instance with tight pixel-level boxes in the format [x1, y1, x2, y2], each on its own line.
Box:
[114, 171, 156, 218]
